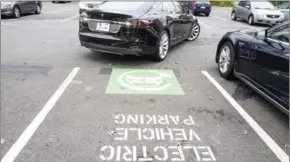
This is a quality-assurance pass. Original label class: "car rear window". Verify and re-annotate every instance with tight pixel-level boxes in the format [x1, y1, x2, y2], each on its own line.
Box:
[98, 2, 146, 11]
[195, 0, 210, 4]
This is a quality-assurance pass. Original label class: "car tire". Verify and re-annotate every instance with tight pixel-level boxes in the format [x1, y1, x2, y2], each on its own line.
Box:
[187, 22, 200, 41]
[248, 15, 254, 25]
[231, 11, 237, 20]
[12, 6, 21, 18]
[153, 31, 169, 62]
[218, 41, 235, 79]
[205, 13, 210, 16]
[35, 4, 41, 14]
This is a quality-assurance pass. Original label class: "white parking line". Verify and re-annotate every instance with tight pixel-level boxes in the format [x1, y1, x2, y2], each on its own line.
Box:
[213, 16, 227, 21]
[43, 9, 70, 14]
[212, 16, 259, 30]
[1, 67, 80, 162]
[201, 70, 289, 162]
[198, 21, 211, 28]
[60, 15, 79, 23]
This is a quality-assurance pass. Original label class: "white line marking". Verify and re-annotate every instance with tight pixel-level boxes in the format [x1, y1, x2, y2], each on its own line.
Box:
[43, 9, 70, 14]
[201, 70, 289, 162]
[60, 15, 79, 23]
[198, 21, 210, 28]
[1, 67, 80, 162]
[213, 16, 227, 21]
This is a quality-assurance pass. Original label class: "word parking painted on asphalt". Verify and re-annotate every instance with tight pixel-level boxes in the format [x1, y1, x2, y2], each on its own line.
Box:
[106, 69, 184, 95]
[99, 114, 216, 162]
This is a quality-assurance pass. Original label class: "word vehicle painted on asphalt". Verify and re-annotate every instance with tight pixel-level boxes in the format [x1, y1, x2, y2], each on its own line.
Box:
[99, 114, 217, 161]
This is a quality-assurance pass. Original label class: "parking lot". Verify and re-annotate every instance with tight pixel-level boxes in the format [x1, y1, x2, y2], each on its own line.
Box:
[1, 2, 289, 162]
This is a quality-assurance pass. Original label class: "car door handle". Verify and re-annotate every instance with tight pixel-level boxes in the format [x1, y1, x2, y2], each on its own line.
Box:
[252, 45, 260, 49]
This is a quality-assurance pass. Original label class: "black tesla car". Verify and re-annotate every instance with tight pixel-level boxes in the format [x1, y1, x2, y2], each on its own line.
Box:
[79, 1, 200, 61]
[215, 21, 289, 115]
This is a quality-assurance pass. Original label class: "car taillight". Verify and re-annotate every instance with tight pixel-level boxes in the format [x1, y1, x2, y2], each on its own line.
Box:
[138, 20, 153, 29]
[192, 3, 196, 9]
[210, 2, 212, 8]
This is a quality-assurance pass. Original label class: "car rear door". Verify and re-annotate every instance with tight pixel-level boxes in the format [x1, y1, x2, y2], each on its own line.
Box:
[17, 1, 31, 13]
[234, 1, 245, 19]
[26, 1, 37, 12]
[173, 1, 192, 39]
[162, 1, 183, 42]
[240, 1, 251, 20]
[238, 23, 289, 111]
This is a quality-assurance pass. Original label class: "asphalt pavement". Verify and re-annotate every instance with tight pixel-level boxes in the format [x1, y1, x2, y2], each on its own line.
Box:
[1, 2, 289, 162]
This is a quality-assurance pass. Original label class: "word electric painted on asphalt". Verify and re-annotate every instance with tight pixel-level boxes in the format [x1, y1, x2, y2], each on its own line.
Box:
[99, 114, 217, 162]
[106, 69, 184, 95]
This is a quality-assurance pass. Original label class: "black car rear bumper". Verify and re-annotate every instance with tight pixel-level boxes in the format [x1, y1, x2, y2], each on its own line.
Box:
[81, 41, 140, 55]
[193, 9, 211, 14]
[1, 8, 13, 16]
[79, 32, 157, 56]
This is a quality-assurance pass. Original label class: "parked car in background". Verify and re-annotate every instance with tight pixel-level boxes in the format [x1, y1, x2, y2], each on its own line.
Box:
[79, 1, 200, 61]
[52, 1, 71, 3]
[276, 2, 289, 21]
[231, 1, 284, 26]
[215, 21, 289, 115]
[78, 1, 104, 14]
[1, 1, 42, 18]
[191, 0, 212, 16]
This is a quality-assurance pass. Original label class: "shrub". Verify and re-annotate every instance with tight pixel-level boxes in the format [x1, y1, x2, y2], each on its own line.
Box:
[211, 1, 235, 7]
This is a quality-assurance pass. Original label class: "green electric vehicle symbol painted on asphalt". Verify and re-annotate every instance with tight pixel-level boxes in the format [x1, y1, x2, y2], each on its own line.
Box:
[106, 69, 184, 95]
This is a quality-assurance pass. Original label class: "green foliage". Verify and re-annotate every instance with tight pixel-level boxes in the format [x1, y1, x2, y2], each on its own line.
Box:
[269, 1, 288, 6]
[211, 1, 235, 7]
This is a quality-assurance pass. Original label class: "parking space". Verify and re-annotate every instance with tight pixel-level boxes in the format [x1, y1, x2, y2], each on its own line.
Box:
[1, 2, 289, 162]
[12, 68, 282, 162]
[0, 66, 73, 158]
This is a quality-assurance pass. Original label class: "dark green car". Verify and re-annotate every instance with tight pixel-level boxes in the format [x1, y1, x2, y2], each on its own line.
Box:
[276, 2, 289, 21]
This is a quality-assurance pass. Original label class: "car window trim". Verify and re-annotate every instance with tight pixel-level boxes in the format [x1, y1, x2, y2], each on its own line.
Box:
[267, 22, 289, 34]
[267, 38, 289, 46]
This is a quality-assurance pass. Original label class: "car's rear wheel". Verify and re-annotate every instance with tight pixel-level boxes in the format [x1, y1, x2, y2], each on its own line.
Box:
[153, 31, 169, 61]
[218, 41, 235, 79]
[248, 15, 254, 25]
[35, 4, 41, 14]
[231, 11, 237, 20]
[187, 22, 200, 41]
[12, 6, 21, 18]
[205, 13, 210, 16]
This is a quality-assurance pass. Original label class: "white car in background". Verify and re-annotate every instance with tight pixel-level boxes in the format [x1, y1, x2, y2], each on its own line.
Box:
[231, 1, 284, 26]
[79, 1, 104, 14]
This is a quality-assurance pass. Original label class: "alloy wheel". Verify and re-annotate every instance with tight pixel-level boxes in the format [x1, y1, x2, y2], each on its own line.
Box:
[219, 45, 231, 73]
[14, 7, 20, 18]
[188, 23, 200, 41]
[36, 5, 41, 14]
[231, 12, 236, 20]
[158, 33, 169, 59]
[248, 16, 253, 25]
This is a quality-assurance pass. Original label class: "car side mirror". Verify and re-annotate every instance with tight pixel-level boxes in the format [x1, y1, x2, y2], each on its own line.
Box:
[255, 30, 267, 40]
